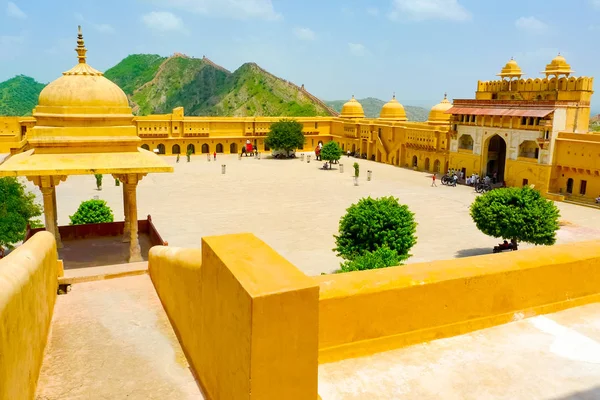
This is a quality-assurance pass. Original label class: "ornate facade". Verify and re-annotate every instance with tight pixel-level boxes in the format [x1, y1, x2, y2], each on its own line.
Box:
[1, 54, 599, 202]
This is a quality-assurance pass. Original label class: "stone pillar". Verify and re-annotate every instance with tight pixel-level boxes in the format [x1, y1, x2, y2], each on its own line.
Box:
[122, 182, 130, 243]
[125, 176, 142, 263]
[51, 186, 62, 248]
[40, 187, 58, 246]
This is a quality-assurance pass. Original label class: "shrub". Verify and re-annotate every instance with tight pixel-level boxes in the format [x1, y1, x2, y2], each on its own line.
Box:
[0, 177, 42, 255]
[470, 186, 560, 246]
[94, 174, 103, 189]
[69, 199, 114, 225]
[334, 196, 417, 261]
[353, 162, 360, 177]
[339, 246, 401, 272]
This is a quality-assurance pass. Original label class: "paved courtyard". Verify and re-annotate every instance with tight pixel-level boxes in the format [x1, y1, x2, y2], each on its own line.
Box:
[25, 154, 600, 276]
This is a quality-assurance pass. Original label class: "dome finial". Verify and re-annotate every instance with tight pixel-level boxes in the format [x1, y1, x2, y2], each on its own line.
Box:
[76, 25, 87, 64]
[444, 92, 447, 99]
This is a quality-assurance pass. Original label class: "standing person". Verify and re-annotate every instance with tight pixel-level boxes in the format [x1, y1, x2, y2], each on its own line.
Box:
[213, 151, 217, 161]
[431, 173, 437, 187]
[176, 154, 180, 163]
[492, 172, 497, 184]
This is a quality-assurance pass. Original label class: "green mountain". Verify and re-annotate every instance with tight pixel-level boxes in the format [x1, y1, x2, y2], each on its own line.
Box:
[106, 53, 335, 117]
[326, 97, 429, 122]
[0, 75, 45, 116]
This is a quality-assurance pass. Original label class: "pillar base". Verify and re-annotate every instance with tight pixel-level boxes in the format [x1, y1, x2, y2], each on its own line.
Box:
[128, 253, 143, 263]
[122, 234, 131, 243]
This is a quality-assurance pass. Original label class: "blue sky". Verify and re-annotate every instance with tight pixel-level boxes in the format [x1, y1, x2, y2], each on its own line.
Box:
[1, 0, 600, 110]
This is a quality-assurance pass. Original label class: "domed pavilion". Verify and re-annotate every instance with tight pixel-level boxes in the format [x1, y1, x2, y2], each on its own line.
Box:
[0, 26, 172, 262]
[542, 53, 574, 77]
[428, 93, 453, 125]
[340, 96, 365, 118]
[378, 95, 407, 121]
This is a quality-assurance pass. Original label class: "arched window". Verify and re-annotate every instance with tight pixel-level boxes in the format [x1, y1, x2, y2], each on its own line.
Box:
[518, 140, 539, 159]
[187, 144, 195, 154]
[216, 143, 223, 153]
[157, 144, 165, 154]
[201, 144, 209, 153]
[141, 144, 150, 151]
[458, 135, 474, 150]
[172, 144, 181, 154]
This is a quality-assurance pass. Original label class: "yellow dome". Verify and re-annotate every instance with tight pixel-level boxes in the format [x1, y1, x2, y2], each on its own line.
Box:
[428, 93, 452, 125]
[35, 26, 131, 118]
[379, 95, 407, 121]
[340, 96, 365, 118]
[542, 53, 573, 77]
[28, 26, 138, 151]
[497, 57, 523, 79]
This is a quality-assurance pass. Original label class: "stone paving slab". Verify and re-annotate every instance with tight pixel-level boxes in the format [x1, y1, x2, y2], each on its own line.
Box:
[36, 275, 204, 400]
[23, 155, 600, 276]
[318, 303, 600, 400]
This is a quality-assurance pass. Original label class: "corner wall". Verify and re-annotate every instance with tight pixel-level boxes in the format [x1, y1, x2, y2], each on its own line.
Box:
[0, 232, 59, 399]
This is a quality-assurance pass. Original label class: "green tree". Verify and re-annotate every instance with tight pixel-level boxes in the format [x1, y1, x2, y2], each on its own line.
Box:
[0, 177, 42, 256]
[94, 174, 103, 190]
[334, 196, 417, 262]
[69, 199, 114, 225]
[339, 246, 401, 273]
[264, 119, 305, 157]
[470, 186, 560, 248]
[321, 141, 343, 168]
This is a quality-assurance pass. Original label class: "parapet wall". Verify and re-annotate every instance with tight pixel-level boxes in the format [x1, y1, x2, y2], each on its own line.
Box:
[0, 232, 59, 399]
[315, 240, 600, 363]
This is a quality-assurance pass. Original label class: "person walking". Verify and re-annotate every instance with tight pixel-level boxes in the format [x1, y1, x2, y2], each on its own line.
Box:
[213, 151, 217, 161]
[176, 154, 180, 163]
[431, 173, 437, 187]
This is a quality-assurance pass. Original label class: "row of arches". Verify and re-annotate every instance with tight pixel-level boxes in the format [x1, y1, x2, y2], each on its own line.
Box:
[411, 155, 441, 173]
[141, 143, 238, 154]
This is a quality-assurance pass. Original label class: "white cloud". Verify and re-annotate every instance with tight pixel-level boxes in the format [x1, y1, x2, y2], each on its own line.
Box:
[348, 42, 367, 57]
[149, 0, 281, 20]
[75, 13, 115, 34]
[367, 7, 379, 16]
[515, 16, 548, 34]
[142, 11, 185, 32]
[293, 27, 316, 41]
[390, 0, 471, 21]
[6, 2, 26, 19]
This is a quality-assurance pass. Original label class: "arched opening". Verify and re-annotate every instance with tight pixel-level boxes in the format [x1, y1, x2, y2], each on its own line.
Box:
[341, 143, 345, 151]
[485, 135, 507, 181]
[187, 143, 195, 154]
[201, 144, 209, 153]
[172, 144, 181, 154]
[424, 158, 430, 171]
[566, 178, 574, 194]
[351, 143, 356, 153]
[433, 159, 441, 173]
[157, 144, 165, 154]
[216, 143, 223, 153]
[230, 143, 237, 153]
[412, 155, 418, 167]
[141, 144, 150, 151]
[458, 134, 474, 150]
[518, 140, 539, 159]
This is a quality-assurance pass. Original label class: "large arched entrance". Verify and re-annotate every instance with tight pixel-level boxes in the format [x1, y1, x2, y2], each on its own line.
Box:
[216, 143, 223, 153]
[172, 144, 181, 154]
[412, 155, 418, 168]
[433, 159, 440, 173]
[485, 135, 507, 181]
[201, 144, 209, 153]
[187, 144, 195, 154]
[230, 143, 238, 153]
[157, 144, 165, 154]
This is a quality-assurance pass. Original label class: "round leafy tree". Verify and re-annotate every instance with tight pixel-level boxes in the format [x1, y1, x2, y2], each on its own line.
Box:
[0, 177, 42, 256]
[264, 119, 305, 157]
[321, 141, 343, 168]
[334, 196, 417, 261]
[470, 186, 560, 247]
[69, 199, 114, 225]
[339, 246, 401, 273]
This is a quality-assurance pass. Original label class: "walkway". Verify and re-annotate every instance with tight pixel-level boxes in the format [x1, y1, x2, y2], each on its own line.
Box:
[36, 275, 204, 400]
[319, 303, 600, 399]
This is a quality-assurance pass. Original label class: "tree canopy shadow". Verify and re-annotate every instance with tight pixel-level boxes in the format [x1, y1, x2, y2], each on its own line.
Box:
[455, 247, 492, 258]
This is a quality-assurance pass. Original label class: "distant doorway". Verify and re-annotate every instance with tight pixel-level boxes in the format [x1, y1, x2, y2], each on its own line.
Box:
[157, 144, 165, 154]
[230, 143, 237, 153]
[424, 158, 430, 171]
[433, 159, 440, 173]
[566, 178, 574, 194]
[412, 155, 418, 167]
[485, 135, 506, 181]
[187, 144, 195, 154]
[141, 144, 150, 151]
[201, 144, 209, 153]
[172, 144, 181, 154]
[216, 143, 223, 153]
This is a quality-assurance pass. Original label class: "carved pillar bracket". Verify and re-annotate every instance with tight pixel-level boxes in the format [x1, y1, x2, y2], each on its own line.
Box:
[28, 175, 67, 248]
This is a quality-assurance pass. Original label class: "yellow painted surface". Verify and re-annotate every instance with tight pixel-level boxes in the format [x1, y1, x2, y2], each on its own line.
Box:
[149, 234, 320, 399]
[0, 232, 59, 400]
[314, 240, 600, 363]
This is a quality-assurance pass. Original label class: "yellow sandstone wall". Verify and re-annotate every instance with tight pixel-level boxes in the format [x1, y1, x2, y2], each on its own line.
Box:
[0, 232, 59, 400]
[314, 240, 600, 363]
[149, 233, 320, 400]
